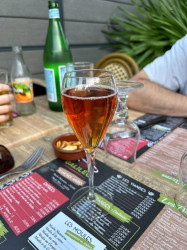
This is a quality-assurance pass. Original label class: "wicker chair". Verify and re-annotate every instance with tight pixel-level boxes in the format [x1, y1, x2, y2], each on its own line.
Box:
[94, 52, 139, 80]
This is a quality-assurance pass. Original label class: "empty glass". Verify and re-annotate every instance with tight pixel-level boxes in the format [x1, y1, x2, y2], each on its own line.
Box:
[66, 62, 94, 73]
[174, 152, 187, 217]
[103, 80, 144, 166]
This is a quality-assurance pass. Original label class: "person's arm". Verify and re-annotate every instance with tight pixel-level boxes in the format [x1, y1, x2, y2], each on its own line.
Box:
[0, 84, 14, 123]
[128, 70, 187, 117]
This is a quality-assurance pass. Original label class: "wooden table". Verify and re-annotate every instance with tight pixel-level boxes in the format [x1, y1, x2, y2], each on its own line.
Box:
[0, 94, 177, 192]
[0, 94, 144, 149]
[0, 95, 70, 149]
[0, 95, 186, 249]
[0, 95, 176, 196]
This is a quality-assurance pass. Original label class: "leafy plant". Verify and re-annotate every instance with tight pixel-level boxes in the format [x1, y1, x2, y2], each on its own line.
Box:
[103, 0, 187, 69]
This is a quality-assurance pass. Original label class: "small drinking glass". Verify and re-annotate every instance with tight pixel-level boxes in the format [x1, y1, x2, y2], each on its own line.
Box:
[174, 152, 187, 217]
[66, 62, 94, 73]
[0, 69, 13, 127]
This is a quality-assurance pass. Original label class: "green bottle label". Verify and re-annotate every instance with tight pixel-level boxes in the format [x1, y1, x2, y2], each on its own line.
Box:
[49, 9, 60, 19]
[59, 65, 67, 91]
[44, 68, 57, 102]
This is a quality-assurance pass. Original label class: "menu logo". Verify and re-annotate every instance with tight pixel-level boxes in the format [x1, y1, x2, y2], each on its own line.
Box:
[57, 167, 86, 186]
[148, 191, 155, 196]
[130, 182, 146, 193]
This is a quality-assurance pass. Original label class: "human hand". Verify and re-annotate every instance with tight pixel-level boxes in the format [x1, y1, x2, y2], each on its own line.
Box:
[0, 83, 14, 123]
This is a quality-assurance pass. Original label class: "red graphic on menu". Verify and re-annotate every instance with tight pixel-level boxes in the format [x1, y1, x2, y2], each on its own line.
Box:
[100, 138, 149, 160]
[0, 173, 69, 235]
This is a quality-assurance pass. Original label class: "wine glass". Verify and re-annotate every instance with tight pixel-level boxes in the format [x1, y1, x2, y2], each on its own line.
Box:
[61, 69, 118, 219]
[104, 80, 144, 166]
[174, 152, 187, 217]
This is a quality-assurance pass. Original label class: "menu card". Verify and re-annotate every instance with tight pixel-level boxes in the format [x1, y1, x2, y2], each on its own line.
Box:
[0, 158, 186, 249]
[136, 115, 185, 157]
[99, 116, 185, 162]
[136, 127, 187, 184]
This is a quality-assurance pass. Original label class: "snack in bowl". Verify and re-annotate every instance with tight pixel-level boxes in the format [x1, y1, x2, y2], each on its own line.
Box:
[56, 140, 83, 151]
[52, 133, 86, 161]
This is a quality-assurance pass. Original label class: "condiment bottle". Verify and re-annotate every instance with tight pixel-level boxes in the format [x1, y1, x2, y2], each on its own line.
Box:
[43, 0, 72, 111]
[10, 46, 36, 116]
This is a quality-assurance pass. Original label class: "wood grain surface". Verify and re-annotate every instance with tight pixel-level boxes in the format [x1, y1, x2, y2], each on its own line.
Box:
[0, 129, 178, 202]
[0, 94, 184, 250]
[0, 95, 69, 149]
[0, 94, 144, 149]
[0, 96, 178, 202]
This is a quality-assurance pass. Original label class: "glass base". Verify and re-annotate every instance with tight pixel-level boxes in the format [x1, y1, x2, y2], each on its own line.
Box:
[104, 120, 140, 165]
[0, 121, 13, 127]
[174, 190, 187, 217]
[69, 186, 113, 220]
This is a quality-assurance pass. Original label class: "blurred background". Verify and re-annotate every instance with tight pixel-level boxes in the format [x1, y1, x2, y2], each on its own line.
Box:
[0, 0, 133, 80]
[0, 0, 186, 81]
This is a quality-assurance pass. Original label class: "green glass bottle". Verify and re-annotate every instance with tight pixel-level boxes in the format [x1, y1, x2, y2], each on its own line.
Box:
[43, 0, 72, 111]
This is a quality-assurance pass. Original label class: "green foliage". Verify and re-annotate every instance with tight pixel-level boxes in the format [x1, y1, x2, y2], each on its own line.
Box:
[103, 0, 187, 69]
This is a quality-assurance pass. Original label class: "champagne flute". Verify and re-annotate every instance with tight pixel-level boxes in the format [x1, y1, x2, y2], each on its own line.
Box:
[61, 69, 118, 219]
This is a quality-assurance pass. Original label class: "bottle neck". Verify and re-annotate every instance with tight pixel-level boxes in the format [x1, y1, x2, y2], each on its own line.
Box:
[12, 46, 25, 64]
[13, 52, 27, 73]
[49, 8, 60, 19]
[14, 52, 25, 63]
[12, 50, 31, 78]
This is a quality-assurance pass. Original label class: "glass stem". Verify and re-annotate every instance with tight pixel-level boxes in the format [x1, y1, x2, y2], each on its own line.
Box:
[86, 151, 95, 201]
[116, 95, 128, 121]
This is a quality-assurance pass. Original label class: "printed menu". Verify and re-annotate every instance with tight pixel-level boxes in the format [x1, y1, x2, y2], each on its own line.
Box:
[99, 115, 186, 162]
[136, 127, 187, 184]
[136, 115, 185, 157]
[0, 158, 186, 249]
